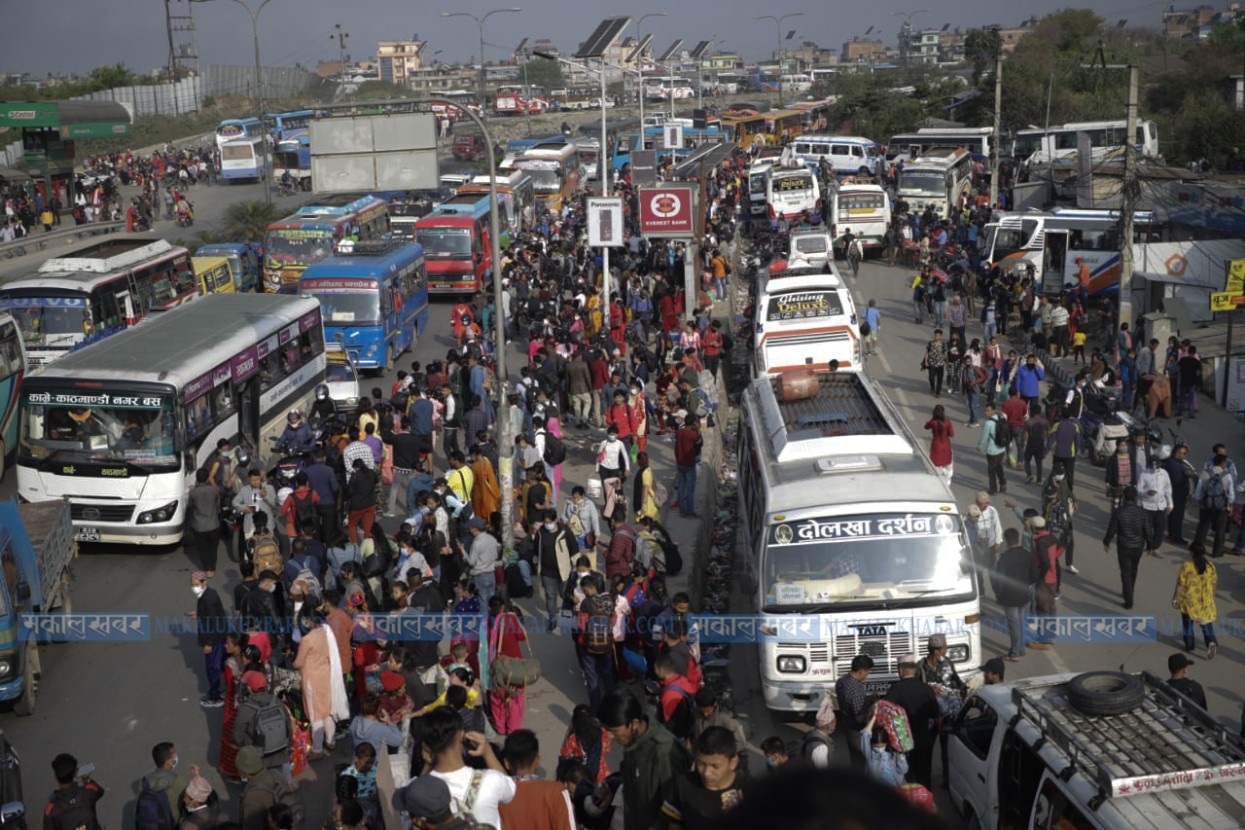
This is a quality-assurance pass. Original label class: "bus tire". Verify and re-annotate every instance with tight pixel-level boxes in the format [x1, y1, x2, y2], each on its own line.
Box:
[14, 642, 38, 716]
[1067, 671, 1144, 717]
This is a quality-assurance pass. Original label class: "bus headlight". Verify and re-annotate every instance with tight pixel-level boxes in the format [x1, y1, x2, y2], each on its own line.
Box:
[777, 655, 806, 673]
[947, 644, 970, 664]
[137, 501, 179, 524]
[0, 659, 14, 678]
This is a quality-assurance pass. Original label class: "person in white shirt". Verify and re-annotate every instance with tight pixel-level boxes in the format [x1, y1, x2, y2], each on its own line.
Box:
[424, 708, 515, 827]
[1137, 456, 1172, 557]
[966, 491, 1004, 591]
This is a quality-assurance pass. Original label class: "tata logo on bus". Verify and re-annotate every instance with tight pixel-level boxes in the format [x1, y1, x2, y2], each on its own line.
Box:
[638, 184, 697, 238]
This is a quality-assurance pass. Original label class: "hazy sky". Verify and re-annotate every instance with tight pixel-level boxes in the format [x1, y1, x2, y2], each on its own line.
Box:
[9, 0, 1146, 77]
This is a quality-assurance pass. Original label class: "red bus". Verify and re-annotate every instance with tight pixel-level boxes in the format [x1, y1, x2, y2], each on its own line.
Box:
[413, 194, 495, 295]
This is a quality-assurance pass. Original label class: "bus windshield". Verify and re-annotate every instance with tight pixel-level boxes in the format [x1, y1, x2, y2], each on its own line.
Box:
[308, 290, 380, 325]
[516, 165, 561, 193]
[990, 220, 1038, 259]
[762, 513, 973, 611]
[221, 144, 255, 161]
[8, 304, 89, 344]
[898, 172, 945, 197]
[417, 228, 473, 258]
[265, 229, 335, 264]
[19, 390, 179, 471]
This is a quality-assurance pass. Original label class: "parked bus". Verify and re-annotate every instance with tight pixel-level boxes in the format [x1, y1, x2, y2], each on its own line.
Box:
[886, 127, 994, 163]
[748, 161, 774, 219]
[766, 163, 821, 220]
[16, 295, 325, 545]
[643, 76, 695, 100]
[218, 138, 265, 182]
[721, 110, 804, 150]
[262, 194, 390, 293]
[273, 129, 311, 191]
[265, 109, 313, 141]
[414, 194, 497, 294]
[738, 371, 979, 711]
[215, 117, 263, 147]
[754, 266, 860, 375]
[494, 85, 548, 116]
[298, 240, 429, 372]
[0, 313, 26, 480]
[828, 180, 890, 253]
[982, 208, 1162, 297]
[610, 125, 726, 171]
[896, 146, 974, 219]
[1012, 120, 1160, 167]
[459, 171, 535, 234]
[0, 238, 192, 366]
[195, 243, 260, 293]
[513, 144, 581, 212]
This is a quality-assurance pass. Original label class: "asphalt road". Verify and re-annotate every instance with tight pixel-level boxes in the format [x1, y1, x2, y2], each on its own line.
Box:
[6, 206, 1245, 829]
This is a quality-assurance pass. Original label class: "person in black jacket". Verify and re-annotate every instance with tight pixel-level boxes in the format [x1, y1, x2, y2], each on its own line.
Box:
[884, 656, 940, 788]
[991, 527, 1034, 661]
[1103, 486, 1155, 609]
[346, 458, 379, 546]
[191, 572, 228, 708]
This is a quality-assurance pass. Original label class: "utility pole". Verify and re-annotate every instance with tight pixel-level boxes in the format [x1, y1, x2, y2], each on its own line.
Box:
[989, 26, 1002, 209]
[164, 0, 180, 114]
[1083, 44, 1140, 335]
[331, 24, 349, 96]
[170, 0, 203, 113]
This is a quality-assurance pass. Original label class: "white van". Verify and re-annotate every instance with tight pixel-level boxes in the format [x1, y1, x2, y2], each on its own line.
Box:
[787, 228, 834, 271]
[754, 266, 860, 375]
[949, 670, 1245, 830]
[790, 134, 885, 178]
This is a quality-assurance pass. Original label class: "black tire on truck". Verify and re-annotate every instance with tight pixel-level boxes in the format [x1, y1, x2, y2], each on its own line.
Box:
[1067, 671, 1145, 717]
[14, 641, 39, 717]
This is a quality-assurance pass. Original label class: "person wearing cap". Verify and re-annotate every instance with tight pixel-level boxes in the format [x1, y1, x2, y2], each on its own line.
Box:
[918, 634, 965, 788]
[392, 774, 461, 830]
[180, 775, 219, 830]
[992, 527, 1033, 662]
[981, 657, 1006, 686]
[379, 669, 415, 721]
[1167, 653, 1208, 708]
[1029, 516, 1060, 651]
[885, 654, 939, 788]
[466, 516, 500, 603]
[237, 745, 300, 830]
[231, 670, 292, 778]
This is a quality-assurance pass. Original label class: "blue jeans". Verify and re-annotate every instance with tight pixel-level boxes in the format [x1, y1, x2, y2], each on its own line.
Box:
[1003, 605, 1026, 657]
[472, 571, 497, 604]
[541, 574, 563, 629]
[933, 301, 945, 327]
[577, 645, 617, 711]
[964, 388, 979, 423]
[1182, 615, 1218, 651]
[1179, 384, 1198, 417]
[676, 464, 697, 516]
[984, 321, 997, 344]
[205, 641, 225, 700]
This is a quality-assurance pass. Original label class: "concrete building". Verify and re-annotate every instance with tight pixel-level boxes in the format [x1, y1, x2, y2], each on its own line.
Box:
[377, 41, 426, 85]
[898, 25, 966, 65]
[1161, 4, 1242, 38]
[402, 65, 479, 94]
[996, 17, 1039, 54]
[778, 41, 840, 69]
[841, 38, 887, 64]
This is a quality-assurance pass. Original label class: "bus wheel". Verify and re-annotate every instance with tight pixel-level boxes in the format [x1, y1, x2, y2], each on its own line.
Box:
[14, 642, 39, 716]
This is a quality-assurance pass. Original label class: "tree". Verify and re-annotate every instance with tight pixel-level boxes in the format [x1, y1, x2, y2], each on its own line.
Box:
[964, 28, 996, 86]
[88, 63, 139, 91]
[523, 58, 563, 90]
[223, 200, 283, 243]
[351, 80, 410, 101]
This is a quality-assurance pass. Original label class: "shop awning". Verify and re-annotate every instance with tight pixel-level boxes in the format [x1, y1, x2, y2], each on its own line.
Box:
[0, 101, 130, 138]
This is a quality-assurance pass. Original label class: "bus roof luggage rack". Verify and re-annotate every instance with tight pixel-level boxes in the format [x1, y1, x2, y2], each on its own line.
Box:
[1013, 671, 1245, 803]
[40, 238, 175, 275]
[759, 373, 914, 464]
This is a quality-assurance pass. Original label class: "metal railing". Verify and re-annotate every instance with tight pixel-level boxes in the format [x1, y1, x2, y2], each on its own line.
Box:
[0, 222, 126, 260]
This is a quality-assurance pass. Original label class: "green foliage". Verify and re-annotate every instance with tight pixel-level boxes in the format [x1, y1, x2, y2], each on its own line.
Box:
[0, 63, 143, 102]
[222, 200, 284, 243]
[351, 80, 411, 101]
[826, 72, 924, 140]
[88, 63, 140, 90]
[964, 28, 996, 86]
[523, 58, 564, 91]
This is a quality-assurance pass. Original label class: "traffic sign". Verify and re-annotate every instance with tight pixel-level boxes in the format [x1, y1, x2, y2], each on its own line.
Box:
[1228, 259, 1245, 294]
[1210, 292, 1245, 312]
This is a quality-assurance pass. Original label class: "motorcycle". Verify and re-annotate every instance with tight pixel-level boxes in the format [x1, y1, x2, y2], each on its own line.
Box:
[1047, 382, 1138, 466]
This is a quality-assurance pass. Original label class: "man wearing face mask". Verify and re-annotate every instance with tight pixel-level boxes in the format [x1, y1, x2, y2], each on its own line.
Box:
[538, 509, 579, 632]
[241, 570, 284, 650]
[140, 742, 189, 821]
[188, 572, 228, 708]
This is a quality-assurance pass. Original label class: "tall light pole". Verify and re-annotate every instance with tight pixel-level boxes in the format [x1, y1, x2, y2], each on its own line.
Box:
[330, 23, 349, 97]
[754, 13, 802, 108]
[632, 13, 667, 121]
[232, 0, 275, 205]
[893, 9, 929, 71]
[441, 8, 522, 106]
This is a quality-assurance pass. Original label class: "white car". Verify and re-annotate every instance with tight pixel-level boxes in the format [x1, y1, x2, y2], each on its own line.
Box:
[325, 343, 362, 414]
[787, 228, 834, 272]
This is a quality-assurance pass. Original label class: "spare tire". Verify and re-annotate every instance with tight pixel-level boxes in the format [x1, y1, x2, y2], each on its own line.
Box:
[1067, 671, 1145, 717]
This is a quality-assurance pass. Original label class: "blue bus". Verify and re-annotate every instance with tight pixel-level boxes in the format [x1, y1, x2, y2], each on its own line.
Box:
[298, 240, 429, 372]
[274, 129, 311, 191]
[610, 125, 726, 171]
[0, 313, 26, 479]
[216, 117, 266, 182]
[266, 110, 314, 141]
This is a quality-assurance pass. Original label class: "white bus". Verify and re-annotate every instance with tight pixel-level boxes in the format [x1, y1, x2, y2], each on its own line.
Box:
[754, 266, 860, 375]
[886, 127, 994, 163]
[896, 146, 974, 218]
[16, 295, 326, 545]
[748, 161, 774, 218]
[1012, 119, 1159, 166]
[738, 371, 980, 711]
[643, 76, 695, 100]
[766, 163, 821, 220]
[828, 180, 890, 252]
[982, 207, 1162, 297]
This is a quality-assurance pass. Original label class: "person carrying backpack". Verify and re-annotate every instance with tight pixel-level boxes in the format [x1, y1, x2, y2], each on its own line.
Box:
[976, 402, 1009, 495]
[1194, 453, 1235, 558]
[44, 753, 105, 830]
[237, 747, 304, 830]
[653, 653, 698, 745]
[137, 742, 187, 830]
[232, 672, 293, 778]
[574, 574, 617, 710]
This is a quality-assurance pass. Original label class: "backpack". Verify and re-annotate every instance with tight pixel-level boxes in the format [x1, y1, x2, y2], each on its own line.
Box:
[634, 534, 658, 571]
[243, 694, 291, 756]
[293, 562, 322, 597]
[254, 778, 305, 830]
[50, 785, 102, 830]
[251, 532, 283, 576]
[660, 684, 696, 741]
[993, 416, 1013, 450]
[542, 431, 567, 466]
[801, 728, 835, 764]
[859, 318, 872, 337]
[291, 491, 315, 526]
[135, 777, 175, 830]
[657, 537, 684, 576]
[1202, 470, 1228, 511]
[584, 593, 614, 655]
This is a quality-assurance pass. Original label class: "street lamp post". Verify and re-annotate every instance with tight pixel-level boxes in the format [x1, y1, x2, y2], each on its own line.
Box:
[441, 8, 522, 107]
[754, 12, 802, 108]
[893, 9, 929, 71]
[232, 0, 275, 205]
[631, 13, 667, 125]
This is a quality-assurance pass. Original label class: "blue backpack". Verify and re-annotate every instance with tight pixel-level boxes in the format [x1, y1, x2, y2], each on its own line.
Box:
[135, 777, 175, 830]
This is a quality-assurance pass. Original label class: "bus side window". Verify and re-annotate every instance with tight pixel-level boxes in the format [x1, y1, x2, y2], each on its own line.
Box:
[298, 326, 324, 360]
[381, 286, 393, 317]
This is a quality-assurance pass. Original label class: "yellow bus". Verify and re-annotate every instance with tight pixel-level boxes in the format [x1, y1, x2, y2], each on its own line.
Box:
[192, 256, 237, 296]
[722, 109, 805, 150]
[513, 144, 582, 212]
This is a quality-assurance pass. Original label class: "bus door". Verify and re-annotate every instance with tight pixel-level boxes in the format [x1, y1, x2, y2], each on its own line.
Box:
[115, 283, 138, 326]
[380, 280, 395, 355]
[1043, 230, 1069, 289]
[236, 377, 260, 452]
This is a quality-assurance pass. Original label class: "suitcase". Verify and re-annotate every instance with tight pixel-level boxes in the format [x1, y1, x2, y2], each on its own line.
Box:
[777, 369, 819, 402]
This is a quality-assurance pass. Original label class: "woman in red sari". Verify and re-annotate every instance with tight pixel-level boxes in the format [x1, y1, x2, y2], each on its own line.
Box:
[486, 596, 528, 736]
[218, 632, 248, 780]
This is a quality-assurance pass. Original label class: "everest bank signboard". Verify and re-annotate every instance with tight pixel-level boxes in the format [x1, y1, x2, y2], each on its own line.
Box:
[637, 184, 698, 238]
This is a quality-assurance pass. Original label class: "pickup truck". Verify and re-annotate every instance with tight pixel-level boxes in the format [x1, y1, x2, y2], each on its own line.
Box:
[0, 499, 74, 716]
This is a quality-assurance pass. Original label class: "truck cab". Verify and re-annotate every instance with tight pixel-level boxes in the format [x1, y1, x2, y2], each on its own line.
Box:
[0, 500, 74, 717]
[452, 132, 488, 162]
